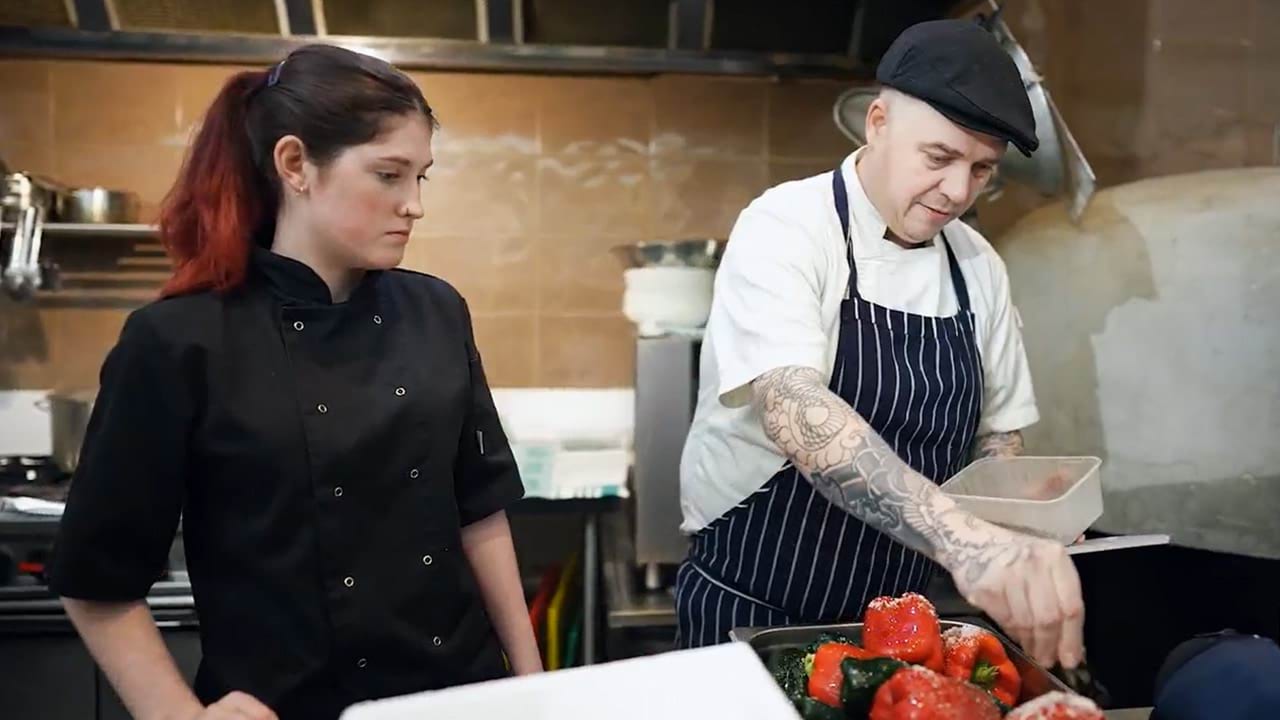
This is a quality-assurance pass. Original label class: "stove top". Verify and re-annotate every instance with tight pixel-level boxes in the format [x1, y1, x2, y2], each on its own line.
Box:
[0, 457, 68, 589]
[0, 456, 69, 502]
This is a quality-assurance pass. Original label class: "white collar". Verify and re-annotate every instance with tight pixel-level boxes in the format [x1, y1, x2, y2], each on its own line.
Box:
[839, 148, 943, 260]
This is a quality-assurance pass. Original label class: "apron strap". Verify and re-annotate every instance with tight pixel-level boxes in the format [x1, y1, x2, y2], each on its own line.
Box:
[940, 230, 972, 313]
[830, 167, 860, 300]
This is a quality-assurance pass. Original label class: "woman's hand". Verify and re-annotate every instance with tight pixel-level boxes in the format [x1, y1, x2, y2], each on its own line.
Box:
[178, 692, 277, 720]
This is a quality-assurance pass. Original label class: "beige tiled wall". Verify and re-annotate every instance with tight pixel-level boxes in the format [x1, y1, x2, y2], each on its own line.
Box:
[0, 60, 849, 390]
[10, 0, 1275, 391]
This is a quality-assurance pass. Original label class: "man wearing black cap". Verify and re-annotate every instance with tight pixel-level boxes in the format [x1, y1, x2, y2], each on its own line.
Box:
[676, 18, 1084, 671]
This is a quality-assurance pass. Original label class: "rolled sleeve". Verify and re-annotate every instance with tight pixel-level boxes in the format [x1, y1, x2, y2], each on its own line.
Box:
[711, 205, 830, 408]
[453, 298, 525, 526]
[978, 254, 1040, 434]
[48, 310, 191, 601]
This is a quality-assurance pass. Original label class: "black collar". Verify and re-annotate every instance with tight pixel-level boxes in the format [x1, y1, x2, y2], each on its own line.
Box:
[250, 246, 381, 306]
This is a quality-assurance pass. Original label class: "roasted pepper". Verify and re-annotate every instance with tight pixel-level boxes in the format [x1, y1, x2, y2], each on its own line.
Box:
[839, 655, 909, 718]
[806, 642, 878, 707]
[869, 666, 1002, 720]
[1005, 691, 1105, 720]
[942, 626, 1022, 706]
[863, 592, 945, 671]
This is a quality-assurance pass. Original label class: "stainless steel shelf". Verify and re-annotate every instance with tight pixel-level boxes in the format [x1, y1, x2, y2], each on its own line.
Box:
[0, 222, 158, 239]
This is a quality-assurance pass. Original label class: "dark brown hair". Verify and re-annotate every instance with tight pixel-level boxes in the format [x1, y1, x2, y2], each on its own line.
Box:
[159, 44, 437, 297]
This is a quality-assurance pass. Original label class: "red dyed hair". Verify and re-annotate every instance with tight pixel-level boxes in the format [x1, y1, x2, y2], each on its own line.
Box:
[159, 70, 270, 298]
[158, 45, 434, 298]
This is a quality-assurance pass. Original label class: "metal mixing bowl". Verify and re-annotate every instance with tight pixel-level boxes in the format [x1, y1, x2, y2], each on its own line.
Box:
[610, 239, 727, 269]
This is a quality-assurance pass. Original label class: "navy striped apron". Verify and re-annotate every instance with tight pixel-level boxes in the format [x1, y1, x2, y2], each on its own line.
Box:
[675, 167, 984, 648]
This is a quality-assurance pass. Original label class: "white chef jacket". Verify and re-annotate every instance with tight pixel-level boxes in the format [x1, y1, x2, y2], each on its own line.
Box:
[679, 149, 1039, 533]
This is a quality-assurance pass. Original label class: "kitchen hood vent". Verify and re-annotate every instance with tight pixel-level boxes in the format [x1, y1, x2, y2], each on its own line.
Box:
[524, 0, 668, 48]
[113, 0, 280, 35]
[323, 0, 479, 40]
[0, 0, 987, 77]
[0, 0, 74, 29]
[709, 0, 856, 55]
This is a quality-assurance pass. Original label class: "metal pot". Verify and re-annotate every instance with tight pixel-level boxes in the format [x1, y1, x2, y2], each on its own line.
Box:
[59, 188, 140, 224]
[44, 389, 96, 474]
[610, 239, 726, 270]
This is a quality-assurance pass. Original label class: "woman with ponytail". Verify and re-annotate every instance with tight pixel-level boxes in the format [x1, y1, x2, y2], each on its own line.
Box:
[48, 45, 541, 720]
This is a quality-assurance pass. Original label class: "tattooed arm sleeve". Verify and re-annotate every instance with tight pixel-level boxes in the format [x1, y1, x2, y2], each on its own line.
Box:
[973, 430, 1024, 459]
[751, 366, 1031, 585]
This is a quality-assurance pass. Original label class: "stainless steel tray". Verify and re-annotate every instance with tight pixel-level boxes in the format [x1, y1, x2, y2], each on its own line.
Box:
[731, 619, 1071, 704]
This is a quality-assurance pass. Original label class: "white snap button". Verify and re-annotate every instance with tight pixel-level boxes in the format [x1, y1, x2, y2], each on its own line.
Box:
[293, 321, 304, 331]
[317, 403, 328, 414]
[373, 314, 382, 325]
[409, 468, 420, 479]
[394, 386, 406, 397]
[432, 636, 442, 647]
[333, 486, 343, 497]
[343, 576, 355, 588]
[356, 658, 368, 668]
[423, 554, 433, 566]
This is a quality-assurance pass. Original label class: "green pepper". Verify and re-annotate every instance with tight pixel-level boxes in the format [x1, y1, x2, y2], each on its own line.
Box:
[839, 656, 908, 718]
[792, 696, 845, 720]
[766, 647, 809, 702]
[803, 632, 858, 655]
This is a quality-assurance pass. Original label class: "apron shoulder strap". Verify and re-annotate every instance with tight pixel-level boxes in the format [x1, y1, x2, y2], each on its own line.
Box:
[830, 167, 860, 299]
[940, 230, 972, 313]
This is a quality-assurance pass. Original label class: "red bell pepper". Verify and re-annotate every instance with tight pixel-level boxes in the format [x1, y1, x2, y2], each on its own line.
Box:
[1005, 691, 1105, 720]
[807, 642, 878, 708]
[869, 665, 1002, 720]
[941, 626, 1022, 706]
[863, 592, 945, 672]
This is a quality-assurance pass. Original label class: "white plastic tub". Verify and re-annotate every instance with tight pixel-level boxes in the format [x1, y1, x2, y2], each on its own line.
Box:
[938, 456, 1104, 544]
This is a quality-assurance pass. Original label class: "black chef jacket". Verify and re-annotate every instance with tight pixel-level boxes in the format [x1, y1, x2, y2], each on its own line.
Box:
[49, 247, 525, 719]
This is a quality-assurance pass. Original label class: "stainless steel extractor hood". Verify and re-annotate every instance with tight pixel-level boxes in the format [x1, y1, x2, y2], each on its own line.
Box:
[0, 0, 987, 77]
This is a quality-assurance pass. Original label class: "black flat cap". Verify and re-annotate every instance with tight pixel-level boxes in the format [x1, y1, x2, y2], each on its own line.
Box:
[876, 19, 1038, 156]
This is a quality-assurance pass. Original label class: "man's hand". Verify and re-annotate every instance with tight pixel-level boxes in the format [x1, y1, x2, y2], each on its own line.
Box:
[752, 366, 1084, 669]
[935, 519, 1085, 668]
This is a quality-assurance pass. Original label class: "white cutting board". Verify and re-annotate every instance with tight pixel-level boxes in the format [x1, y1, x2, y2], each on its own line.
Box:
[0, 390, 53, 457]
[1065, 533, 1171, 555]
[339, 643, 800, 720]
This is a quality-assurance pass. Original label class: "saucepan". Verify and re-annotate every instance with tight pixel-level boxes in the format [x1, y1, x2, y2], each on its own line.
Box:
[36, 389, 96, 474]
[58, 188, 140, 224]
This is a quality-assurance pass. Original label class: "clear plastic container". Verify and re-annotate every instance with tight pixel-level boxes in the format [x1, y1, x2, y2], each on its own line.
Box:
[938, 456, 1103, 544]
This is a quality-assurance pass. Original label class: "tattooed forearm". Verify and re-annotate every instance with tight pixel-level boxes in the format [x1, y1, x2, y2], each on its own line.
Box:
[751, 366, 1033, 585]
[974, 430, 1024, 459]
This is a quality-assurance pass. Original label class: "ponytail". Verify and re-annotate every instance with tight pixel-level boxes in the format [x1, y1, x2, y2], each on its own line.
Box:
[158, 70, 270, 298]
[158, 45, 435, 298]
